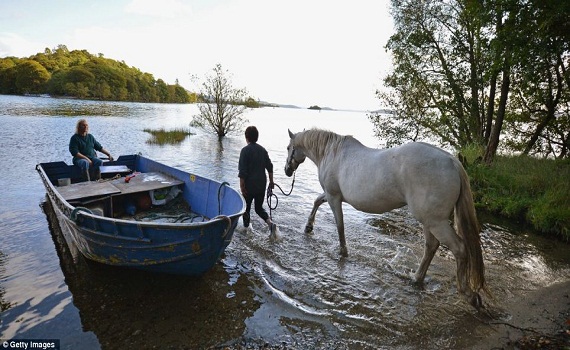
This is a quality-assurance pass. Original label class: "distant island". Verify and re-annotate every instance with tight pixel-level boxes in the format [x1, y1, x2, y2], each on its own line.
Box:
[0, 44, 373, 111]
[0, 45, 271, 107]
[0, 45, 200, 103]
[308, 105, 334, 111]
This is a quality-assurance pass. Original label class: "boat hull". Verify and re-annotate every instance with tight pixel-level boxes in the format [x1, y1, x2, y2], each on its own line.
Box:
[37, 155, 245, 275]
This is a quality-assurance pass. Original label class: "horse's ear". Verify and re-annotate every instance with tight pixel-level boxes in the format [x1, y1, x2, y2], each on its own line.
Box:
[288, 129, 295, 139]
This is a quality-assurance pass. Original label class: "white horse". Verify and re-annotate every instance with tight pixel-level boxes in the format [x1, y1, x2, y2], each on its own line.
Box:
[284, 128, 487, 308]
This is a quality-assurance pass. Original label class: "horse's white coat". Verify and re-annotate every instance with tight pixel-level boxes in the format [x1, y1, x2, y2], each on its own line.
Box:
[285, 129, 486, 307]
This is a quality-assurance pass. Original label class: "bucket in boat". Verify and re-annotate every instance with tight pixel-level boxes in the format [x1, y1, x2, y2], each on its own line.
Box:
[58, 178, 71, 186]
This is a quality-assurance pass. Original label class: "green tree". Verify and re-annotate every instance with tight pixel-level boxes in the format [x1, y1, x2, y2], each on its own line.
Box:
[244, 97, 261, 108]
[0, 57, 18, 94]
[500, 0, 570, 159]
[136, 72, 159, 102]
[0, 45, 199, 104]
[371, 0, 494, 149]
[14, 60, 51, 94]
[372, 0, 570, 161]
[173, 85, 190, 103]
[156, 79, 169, 102]
[191, 64, 248, 138]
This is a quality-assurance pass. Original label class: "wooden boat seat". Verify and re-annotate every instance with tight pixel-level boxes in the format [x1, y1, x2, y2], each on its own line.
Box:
[58, 172, 183, 202]
[57, 181, 120, 201]
[99, 165, 132, 178]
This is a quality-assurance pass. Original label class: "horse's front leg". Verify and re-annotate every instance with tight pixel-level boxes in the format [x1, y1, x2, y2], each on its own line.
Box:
[305, 193, 327, 233]
[328, 196, 348, 257]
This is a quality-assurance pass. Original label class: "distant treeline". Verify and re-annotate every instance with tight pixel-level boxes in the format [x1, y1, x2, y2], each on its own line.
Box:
[0, 44, 196, 103]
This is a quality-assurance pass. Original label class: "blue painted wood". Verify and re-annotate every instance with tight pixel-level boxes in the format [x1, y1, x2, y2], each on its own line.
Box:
[37, 154, 245, 275]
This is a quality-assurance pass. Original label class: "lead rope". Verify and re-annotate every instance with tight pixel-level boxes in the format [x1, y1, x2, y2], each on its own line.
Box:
[266, 171, 295, 220]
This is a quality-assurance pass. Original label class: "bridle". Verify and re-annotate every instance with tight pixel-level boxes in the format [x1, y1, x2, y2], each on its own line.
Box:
[286, 146, 305, 175]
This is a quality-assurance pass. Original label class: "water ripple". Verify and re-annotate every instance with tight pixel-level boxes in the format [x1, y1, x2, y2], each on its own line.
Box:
[1, 95, 569, 349]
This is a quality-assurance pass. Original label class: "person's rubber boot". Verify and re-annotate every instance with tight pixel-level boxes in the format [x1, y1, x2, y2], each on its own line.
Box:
[95, 168, 101, 180]
[268, 221, 279, 241]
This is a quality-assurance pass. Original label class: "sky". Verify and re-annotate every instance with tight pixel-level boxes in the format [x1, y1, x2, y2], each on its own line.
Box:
[0, 0, 394, 110]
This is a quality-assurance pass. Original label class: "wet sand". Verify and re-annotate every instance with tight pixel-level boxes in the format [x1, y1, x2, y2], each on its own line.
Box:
[468, 280, 570, 350]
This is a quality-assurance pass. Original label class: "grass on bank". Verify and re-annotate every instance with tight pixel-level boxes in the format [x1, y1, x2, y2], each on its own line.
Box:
[143, 128, 194, 145]
[461, 146, 569, 241]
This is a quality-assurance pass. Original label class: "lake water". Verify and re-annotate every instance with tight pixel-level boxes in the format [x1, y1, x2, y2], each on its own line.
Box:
[1, 94, 569, 349]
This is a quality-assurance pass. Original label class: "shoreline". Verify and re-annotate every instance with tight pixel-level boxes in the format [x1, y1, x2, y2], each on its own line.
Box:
[468, 280, 570, 349]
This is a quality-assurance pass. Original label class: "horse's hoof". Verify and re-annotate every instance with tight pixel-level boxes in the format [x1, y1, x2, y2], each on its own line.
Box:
[469, 292, 483, 310]
[411, 277, 425, 289]
[304, 224, 313, 233]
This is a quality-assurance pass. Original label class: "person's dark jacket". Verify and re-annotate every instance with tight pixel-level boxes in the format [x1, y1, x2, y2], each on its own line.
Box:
[238, 142, 273, 196]
[69, 133, 103, 162]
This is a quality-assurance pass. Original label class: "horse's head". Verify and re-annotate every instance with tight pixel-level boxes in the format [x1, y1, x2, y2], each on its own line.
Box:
[285, 129, 306, 177]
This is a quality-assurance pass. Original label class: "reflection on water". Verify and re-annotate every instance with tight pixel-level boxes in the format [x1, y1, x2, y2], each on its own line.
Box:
[0, 252, 14, 313]
[41, 200, 258, 349]
[1, 95, 569, 349]
[1, 97, 137, 118]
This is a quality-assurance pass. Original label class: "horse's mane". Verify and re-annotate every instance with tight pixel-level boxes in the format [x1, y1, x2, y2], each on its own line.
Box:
[297, 129, 351, 159]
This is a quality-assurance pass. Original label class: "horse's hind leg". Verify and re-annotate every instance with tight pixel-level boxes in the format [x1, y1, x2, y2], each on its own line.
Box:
[413, 227, 440, 286]
[305, 193, 327, 233]
[427, 220, 474, 300]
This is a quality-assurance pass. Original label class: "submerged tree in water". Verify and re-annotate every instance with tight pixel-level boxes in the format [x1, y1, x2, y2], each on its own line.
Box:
[191, 64, 248, 138]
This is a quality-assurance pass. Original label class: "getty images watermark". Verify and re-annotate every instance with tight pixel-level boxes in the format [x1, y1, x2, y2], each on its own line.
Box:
[2, 340, 59, 350]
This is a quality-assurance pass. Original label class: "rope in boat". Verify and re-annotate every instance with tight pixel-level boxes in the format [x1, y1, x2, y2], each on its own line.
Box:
[96, 174, 122, 182]
[132, 195, 207, 223]
[267, 171, 295, 220]
[70, 180, 232, 223]
[218, 181, 230, 215]
[215, 183, 232, 238]
[70, 207, 93, 221]
[135, 212, 207, 223]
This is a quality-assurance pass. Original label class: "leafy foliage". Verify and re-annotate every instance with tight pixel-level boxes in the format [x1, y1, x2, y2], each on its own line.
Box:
[0, 45, 196, 103]
[372, 0, 569, 160]
[143, 128, 194, 145]
[463, 147, 570, 239]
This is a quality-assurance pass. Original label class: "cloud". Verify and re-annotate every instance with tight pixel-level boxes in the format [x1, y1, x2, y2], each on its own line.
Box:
[0, 32, 40, 57]
[1, 0, 393, 110]
[124, 0, 193, 19]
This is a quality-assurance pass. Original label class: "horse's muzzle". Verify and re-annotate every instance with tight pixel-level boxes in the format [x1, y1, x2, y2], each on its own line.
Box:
[284, 165, 294, 177]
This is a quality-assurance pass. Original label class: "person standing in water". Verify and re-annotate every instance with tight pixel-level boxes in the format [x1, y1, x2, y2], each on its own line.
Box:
[69, 119, 113, 181]
[238, 126, 277, 235]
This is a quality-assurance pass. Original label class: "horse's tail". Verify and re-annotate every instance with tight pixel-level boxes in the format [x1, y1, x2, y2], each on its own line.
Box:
[453, 160, 488, 295]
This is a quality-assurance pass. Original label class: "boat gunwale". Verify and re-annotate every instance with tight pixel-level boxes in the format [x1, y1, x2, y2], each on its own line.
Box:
[36, 158, 246, 229]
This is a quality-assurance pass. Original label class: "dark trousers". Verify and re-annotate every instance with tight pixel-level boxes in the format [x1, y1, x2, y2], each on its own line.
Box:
[245, 191, 269, 222]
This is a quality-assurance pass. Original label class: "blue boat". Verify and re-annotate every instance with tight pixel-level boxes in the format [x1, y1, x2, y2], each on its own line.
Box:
[36, 154, 245, 275]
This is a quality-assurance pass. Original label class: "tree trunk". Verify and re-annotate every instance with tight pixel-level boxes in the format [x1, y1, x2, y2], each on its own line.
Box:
[484, 9, 504, 145]
[469, 43, 482, 143]
[559, 133, 570, 159]
[523, 110, 555, 155]
[484, 61, 511, 165]
[523, 62, 563, 155]
[484, 73, 497, 144]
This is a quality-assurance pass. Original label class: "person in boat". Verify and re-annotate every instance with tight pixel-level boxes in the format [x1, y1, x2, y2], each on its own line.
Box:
[69, 119, 113, 181]
[238, 126, 277, 235]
